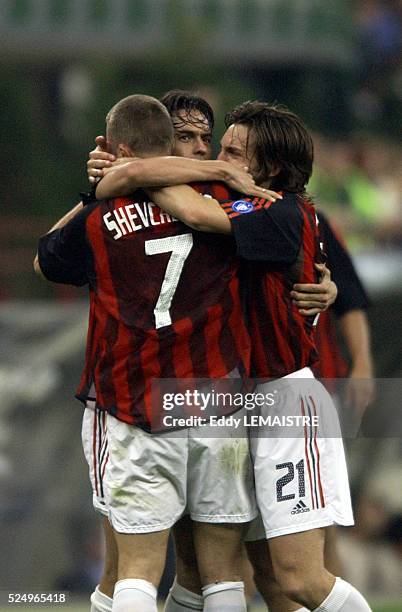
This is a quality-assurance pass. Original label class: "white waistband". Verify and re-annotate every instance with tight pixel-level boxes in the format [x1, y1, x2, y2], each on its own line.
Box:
[282, 367, 314, 380]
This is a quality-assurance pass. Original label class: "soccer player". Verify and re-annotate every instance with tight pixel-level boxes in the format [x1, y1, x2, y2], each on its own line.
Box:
[36, 94, 280, 612]
[313, 210, 374, 411]
[112, 101, 372, 611]
[312, 210, 375, 579]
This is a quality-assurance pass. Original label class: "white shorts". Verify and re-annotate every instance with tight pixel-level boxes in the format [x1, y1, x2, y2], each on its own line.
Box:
[104, 409, 258, 534]
[245, 368, 354, 541]
[81, 402, 109, 517]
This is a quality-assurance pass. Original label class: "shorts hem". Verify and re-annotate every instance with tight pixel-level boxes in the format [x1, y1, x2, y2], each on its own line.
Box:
[190, 510, 258, 524]
[265, 516, 354, 540]
[110, 522, 176, 534]
[245, 516, 353, 541]
[110, 514, 182, 534]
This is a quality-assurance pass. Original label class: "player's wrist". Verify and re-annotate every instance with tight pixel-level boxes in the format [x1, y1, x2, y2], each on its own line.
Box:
[208, 160, 231, 182]
[350, 360, 373, 378]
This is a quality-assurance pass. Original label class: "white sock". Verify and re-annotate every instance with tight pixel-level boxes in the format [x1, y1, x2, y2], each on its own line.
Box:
[202, 581, 247, 611]
[112, 579, 157, 612]
[164, 580, 203, 611]
[90, 585, 113, 612]
[314, 577, 372, 611]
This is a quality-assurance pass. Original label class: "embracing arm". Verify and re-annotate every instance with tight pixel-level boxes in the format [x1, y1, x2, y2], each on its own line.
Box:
[291, 263, 337, 315]
[96, 157, 238, 199]
[148, 185, 232, 233]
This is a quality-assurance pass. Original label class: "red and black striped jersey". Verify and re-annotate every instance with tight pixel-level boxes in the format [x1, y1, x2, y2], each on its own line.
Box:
[224, 192, 322, 379]
[38, 185, 250, 430]
[312, 210, 370, 379]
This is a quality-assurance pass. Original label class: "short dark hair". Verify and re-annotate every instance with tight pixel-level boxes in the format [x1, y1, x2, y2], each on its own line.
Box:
[160, 90, 214, 131]
[106, 94, 174, 156]
[225, 101, 313, 193]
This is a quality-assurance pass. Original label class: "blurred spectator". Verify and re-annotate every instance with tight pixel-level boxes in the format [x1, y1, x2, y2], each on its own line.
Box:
[386, 514, 402, 561]
[309, 133, 402, 251]
[353, 0, 402, 128]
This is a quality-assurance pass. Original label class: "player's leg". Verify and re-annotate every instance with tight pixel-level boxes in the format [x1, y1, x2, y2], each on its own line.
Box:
[249, 530, 372, 612]
[269, 533, 372, 612]
[324, 525, 343, 577]
[104, 415, 188, 611]
[248, 374, 371, 611]
[193, 521, 247, 611]
[164, 516, 203, 612]
[267, 528, 334, 608]
[188, 418, 258, 611]
[172, 515, 202, 592]
[99, 517, 118, 596]
[82, 403, 116, 611]
[246, 536, 301, 612]
[112, 529, 170, 611]
[245, 524, 342, 611]
[165, 521, 256, 612]
[90, 518, 118, 611]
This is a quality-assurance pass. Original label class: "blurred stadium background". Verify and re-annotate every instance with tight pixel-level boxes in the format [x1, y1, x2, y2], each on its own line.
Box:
[0, 1, 401, 610]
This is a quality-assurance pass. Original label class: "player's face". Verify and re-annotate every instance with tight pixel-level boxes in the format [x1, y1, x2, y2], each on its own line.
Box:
[171, 110, 212, 160]
[217, 123, 259, 179]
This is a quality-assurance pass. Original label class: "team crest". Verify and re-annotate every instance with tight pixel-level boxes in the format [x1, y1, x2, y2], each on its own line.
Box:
[231, 200, 253, 214]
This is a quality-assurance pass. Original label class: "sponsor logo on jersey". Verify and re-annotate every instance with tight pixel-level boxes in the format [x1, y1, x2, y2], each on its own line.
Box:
[291, 500, 310, 515]
[231, 200, 254, 214]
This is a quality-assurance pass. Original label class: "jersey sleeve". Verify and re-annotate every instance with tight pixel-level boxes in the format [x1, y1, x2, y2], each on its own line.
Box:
[317, 211, 370, 316]
[37, 205, 94, 286]
[222, 192, 303, 263]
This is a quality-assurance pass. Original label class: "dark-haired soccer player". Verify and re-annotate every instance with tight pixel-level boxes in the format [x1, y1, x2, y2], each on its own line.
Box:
[161, 89, 214, 159]
[120, 101, 372, 612]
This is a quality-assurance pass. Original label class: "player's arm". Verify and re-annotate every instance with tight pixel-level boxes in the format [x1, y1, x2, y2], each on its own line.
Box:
[34, 203, 93, 286]
[95, 157, 230, 198]
[339, 309, 373, 378]
[33, 201, 84, 276]
[94, 155, 277, 201]
[147, 185, 234, 233]
[339, 309, 375, 413]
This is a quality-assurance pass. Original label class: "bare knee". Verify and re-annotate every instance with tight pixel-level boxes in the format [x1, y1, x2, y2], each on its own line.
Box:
[273, 560, 333, 608]
[274, 568, 309, 604]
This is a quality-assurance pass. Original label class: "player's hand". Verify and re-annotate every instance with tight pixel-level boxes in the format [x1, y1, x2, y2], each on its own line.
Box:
[225, 164, 281, 202]
[87, 135, 116, 184]
[291, 263, 337, 316]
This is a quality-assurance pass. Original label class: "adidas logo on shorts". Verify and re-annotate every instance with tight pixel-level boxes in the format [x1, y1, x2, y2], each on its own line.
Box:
[291, 500, 310, 514]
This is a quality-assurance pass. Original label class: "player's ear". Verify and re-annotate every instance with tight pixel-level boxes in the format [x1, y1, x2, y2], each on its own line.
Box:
[117, 143, 134, 158]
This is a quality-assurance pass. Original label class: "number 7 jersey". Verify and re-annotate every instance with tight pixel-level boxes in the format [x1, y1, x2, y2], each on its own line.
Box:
[38, 186, 250, 429]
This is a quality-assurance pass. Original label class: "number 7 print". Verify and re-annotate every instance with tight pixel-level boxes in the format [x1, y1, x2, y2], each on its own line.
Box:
[145, 233, 194, 329]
